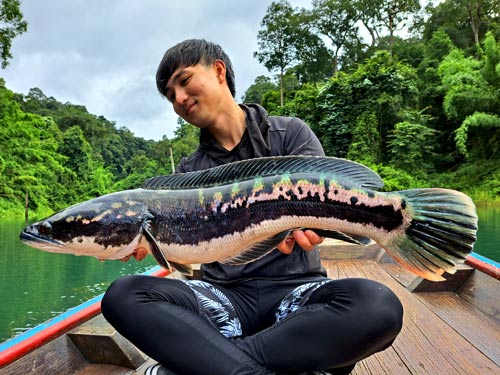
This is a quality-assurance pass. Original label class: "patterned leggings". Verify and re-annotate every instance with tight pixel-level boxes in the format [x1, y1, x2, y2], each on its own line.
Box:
[102, 275, 403, 375]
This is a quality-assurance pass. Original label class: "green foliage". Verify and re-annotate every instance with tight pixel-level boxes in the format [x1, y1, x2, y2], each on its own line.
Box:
[388, 121, 437, 173]
[315, 51, 418, 159]
[4, 0, 500, 216]
[365, 162, 428, 191]
[422, 0, 500, 52]
[0, 82, 199, 217]
[250, 0, 500, 201]
[481, 32, 500, 86]
[271, 83, 320, 124]
[241, 76, 278, 104]
[438, 49, 497, 121]
[455, 112, 500, 158]
[309, 0, 360, 72]
[0, 81, 70, 213]
[347, 111, 380, 165]
[254, 0, 302, 105]
[0, 0, 27, 68]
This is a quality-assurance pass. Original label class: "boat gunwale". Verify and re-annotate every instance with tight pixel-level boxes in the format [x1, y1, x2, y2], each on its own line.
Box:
[0, 266, 169, 368]
[466, 252, 500, 280]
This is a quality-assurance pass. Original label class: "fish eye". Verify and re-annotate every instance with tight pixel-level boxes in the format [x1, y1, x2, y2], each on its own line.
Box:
[39, 221, 52, 235]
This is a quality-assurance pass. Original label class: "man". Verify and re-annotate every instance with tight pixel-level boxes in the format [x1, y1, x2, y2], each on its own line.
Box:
[102, 39, 403, 375]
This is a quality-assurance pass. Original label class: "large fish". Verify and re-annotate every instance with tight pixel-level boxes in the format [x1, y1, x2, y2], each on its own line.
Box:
[20, 156, 478, 281]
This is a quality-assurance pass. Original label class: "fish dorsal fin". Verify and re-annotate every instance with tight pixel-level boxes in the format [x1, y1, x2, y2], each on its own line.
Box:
[142, 156, 384, 190]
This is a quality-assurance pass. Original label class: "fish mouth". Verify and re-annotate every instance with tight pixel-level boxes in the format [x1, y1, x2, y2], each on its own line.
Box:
[20, 227, 66, 250]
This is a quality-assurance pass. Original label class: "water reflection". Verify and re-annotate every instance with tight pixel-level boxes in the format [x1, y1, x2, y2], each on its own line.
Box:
[0, 218, 157, 342]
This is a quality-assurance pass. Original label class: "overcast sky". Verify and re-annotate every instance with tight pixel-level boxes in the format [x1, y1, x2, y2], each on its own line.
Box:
[3, 0, 310, 141]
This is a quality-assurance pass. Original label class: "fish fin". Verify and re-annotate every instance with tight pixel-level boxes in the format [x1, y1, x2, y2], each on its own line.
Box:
[169, 262, 193, 276]
[221, 231, 291, 265]
[311, 229, 371, 245]
[141, 219, 173, 273]
[382, 188, 478, 282]
[142, 156, 384, 191]
[142, 219, 193, 276]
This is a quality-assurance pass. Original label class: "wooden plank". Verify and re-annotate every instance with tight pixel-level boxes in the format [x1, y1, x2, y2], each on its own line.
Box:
[324, 258, 340, 279]
[379, 262, 416, 288]
[340, 260, 500, 375]
[415, 292, 500, 367]
[458, 270, 500, 322]
[319, 241, 382, 260]
[351, 347, 411, 375]
[0, 335, 87, 375]
[324, 260, 410, 374]
[74, 364, 133, 375]
[406, 264, 474, 293]
[68, 315, 146, 369]
[132, 357, 157, 375]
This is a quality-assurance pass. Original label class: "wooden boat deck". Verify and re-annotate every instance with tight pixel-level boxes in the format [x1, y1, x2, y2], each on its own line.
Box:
[2, 245, 499, 374]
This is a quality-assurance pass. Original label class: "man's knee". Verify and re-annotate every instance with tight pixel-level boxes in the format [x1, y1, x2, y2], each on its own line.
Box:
[358, 279, 403, 340]
[312, 278, 403, 339]
[102, 275, 143, 321]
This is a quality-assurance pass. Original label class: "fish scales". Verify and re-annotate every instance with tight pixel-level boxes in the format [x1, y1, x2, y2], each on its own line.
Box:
[20, 156, 478, 281]
[150, 174, 402, 247]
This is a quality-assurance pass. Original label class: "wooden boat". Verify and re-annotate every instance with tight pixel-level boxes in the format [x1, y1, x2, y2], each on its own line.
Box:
[1, 241, 499, 375]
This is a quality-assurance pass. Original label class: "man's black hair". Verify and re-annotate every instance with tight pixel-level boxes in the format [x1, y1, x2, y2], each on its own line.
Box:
[156, 39, 236, 98]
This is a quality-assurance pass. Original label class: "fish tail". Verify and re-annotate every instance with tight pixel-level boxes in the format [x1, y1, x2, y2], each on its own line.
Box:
[382, 188, 478, 281]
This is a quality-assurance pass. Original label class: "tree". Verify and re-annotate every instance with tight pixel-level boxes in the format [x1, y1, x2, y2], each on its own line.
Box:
[388, 121, 437, 172]
[241, 75, 278, 104]
[315, 51, 418, 159]
[254, 0, 300, 106]
[379, 0, 421, 51]
[455, 112, 500, 159]
[460, 0, 500, 46]
[356, 0, 383, 48]
[309, 0, 360, 73]
[438, 48, 496, 121]
[292, 7, 335, 82]
[423, 0, 500, 52]
[0, 0, 27, 68]
[170, 118, 200, 167]
[0, 80, 70, 213]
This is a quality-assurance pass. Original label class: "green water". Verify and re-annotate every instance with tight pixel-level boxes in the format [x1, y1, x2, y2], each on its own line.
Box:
[0, 218, 158, 343]
[474, 206, 500, 263]
[0, 206, 499, 343]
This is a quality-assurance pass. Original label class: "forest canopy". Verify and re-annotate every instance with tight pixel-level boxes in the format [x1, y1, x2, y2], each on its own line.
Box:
[1, 0, 500, 217]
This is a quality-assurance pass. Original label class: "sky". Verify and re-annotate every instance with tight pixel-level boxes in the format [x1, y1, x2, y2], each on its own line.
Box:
[2, 0, 313, 141]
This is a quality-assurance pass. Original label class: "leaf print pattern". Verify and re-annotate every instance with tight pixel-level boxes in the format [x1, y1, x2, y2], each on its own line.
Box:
[275, 280, 334, 322]
[180, 280, 243, 338]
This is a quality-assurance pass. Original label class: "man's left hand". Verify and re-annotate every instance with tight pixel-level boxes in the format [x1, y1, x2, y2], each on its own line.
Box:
[276, 230, 324, 254]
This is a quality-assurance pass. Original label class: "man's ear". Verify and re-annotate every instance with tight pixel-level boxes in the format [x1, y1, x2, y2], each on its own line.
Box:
[213, 59, 227, 84]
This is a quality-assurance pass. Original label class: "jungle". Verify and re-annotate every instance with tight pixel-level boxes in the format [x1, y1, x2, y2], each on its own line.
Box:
[1, 0, 500, 218]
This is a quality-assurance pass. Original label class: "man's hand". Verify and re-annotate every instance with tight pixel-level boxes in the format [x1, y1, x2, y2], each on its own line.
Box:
[119, 247, 148, 262]
[276, 230, 324, 254]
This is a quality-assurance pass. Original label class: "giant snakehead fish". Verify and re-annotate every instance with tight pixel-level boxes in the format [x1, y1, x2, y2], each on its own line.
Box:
[20, 156, 478, 281]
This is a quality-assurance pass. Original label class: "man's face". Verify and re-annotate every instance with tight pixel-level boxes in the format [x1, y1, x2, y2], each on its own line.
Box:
[165, 61, 225, 128]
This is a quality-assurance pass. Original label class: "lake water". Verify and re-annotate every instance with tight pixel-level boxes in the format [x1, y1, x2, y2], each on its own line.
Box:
[0, 206, 499, 343]
[0, 218, 158, 343]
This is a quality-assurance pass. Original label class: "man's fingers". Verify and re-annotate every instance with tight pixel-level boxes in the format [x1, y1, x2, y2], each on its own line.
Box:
[293, 230, 324, 251]
[276, 230, 324, 254]
[303, 230, 324, 246]
[276, 237, 295, 254]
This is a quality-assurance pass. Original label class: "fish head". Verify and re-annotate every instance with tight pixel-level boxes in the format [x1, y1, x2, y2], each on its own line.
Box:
[20, 191, 150, 261]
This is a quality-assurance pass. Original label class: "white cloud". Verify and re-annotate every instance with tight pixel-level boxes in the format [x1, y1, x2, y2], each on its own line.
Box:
[3, 0, 306, 140]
